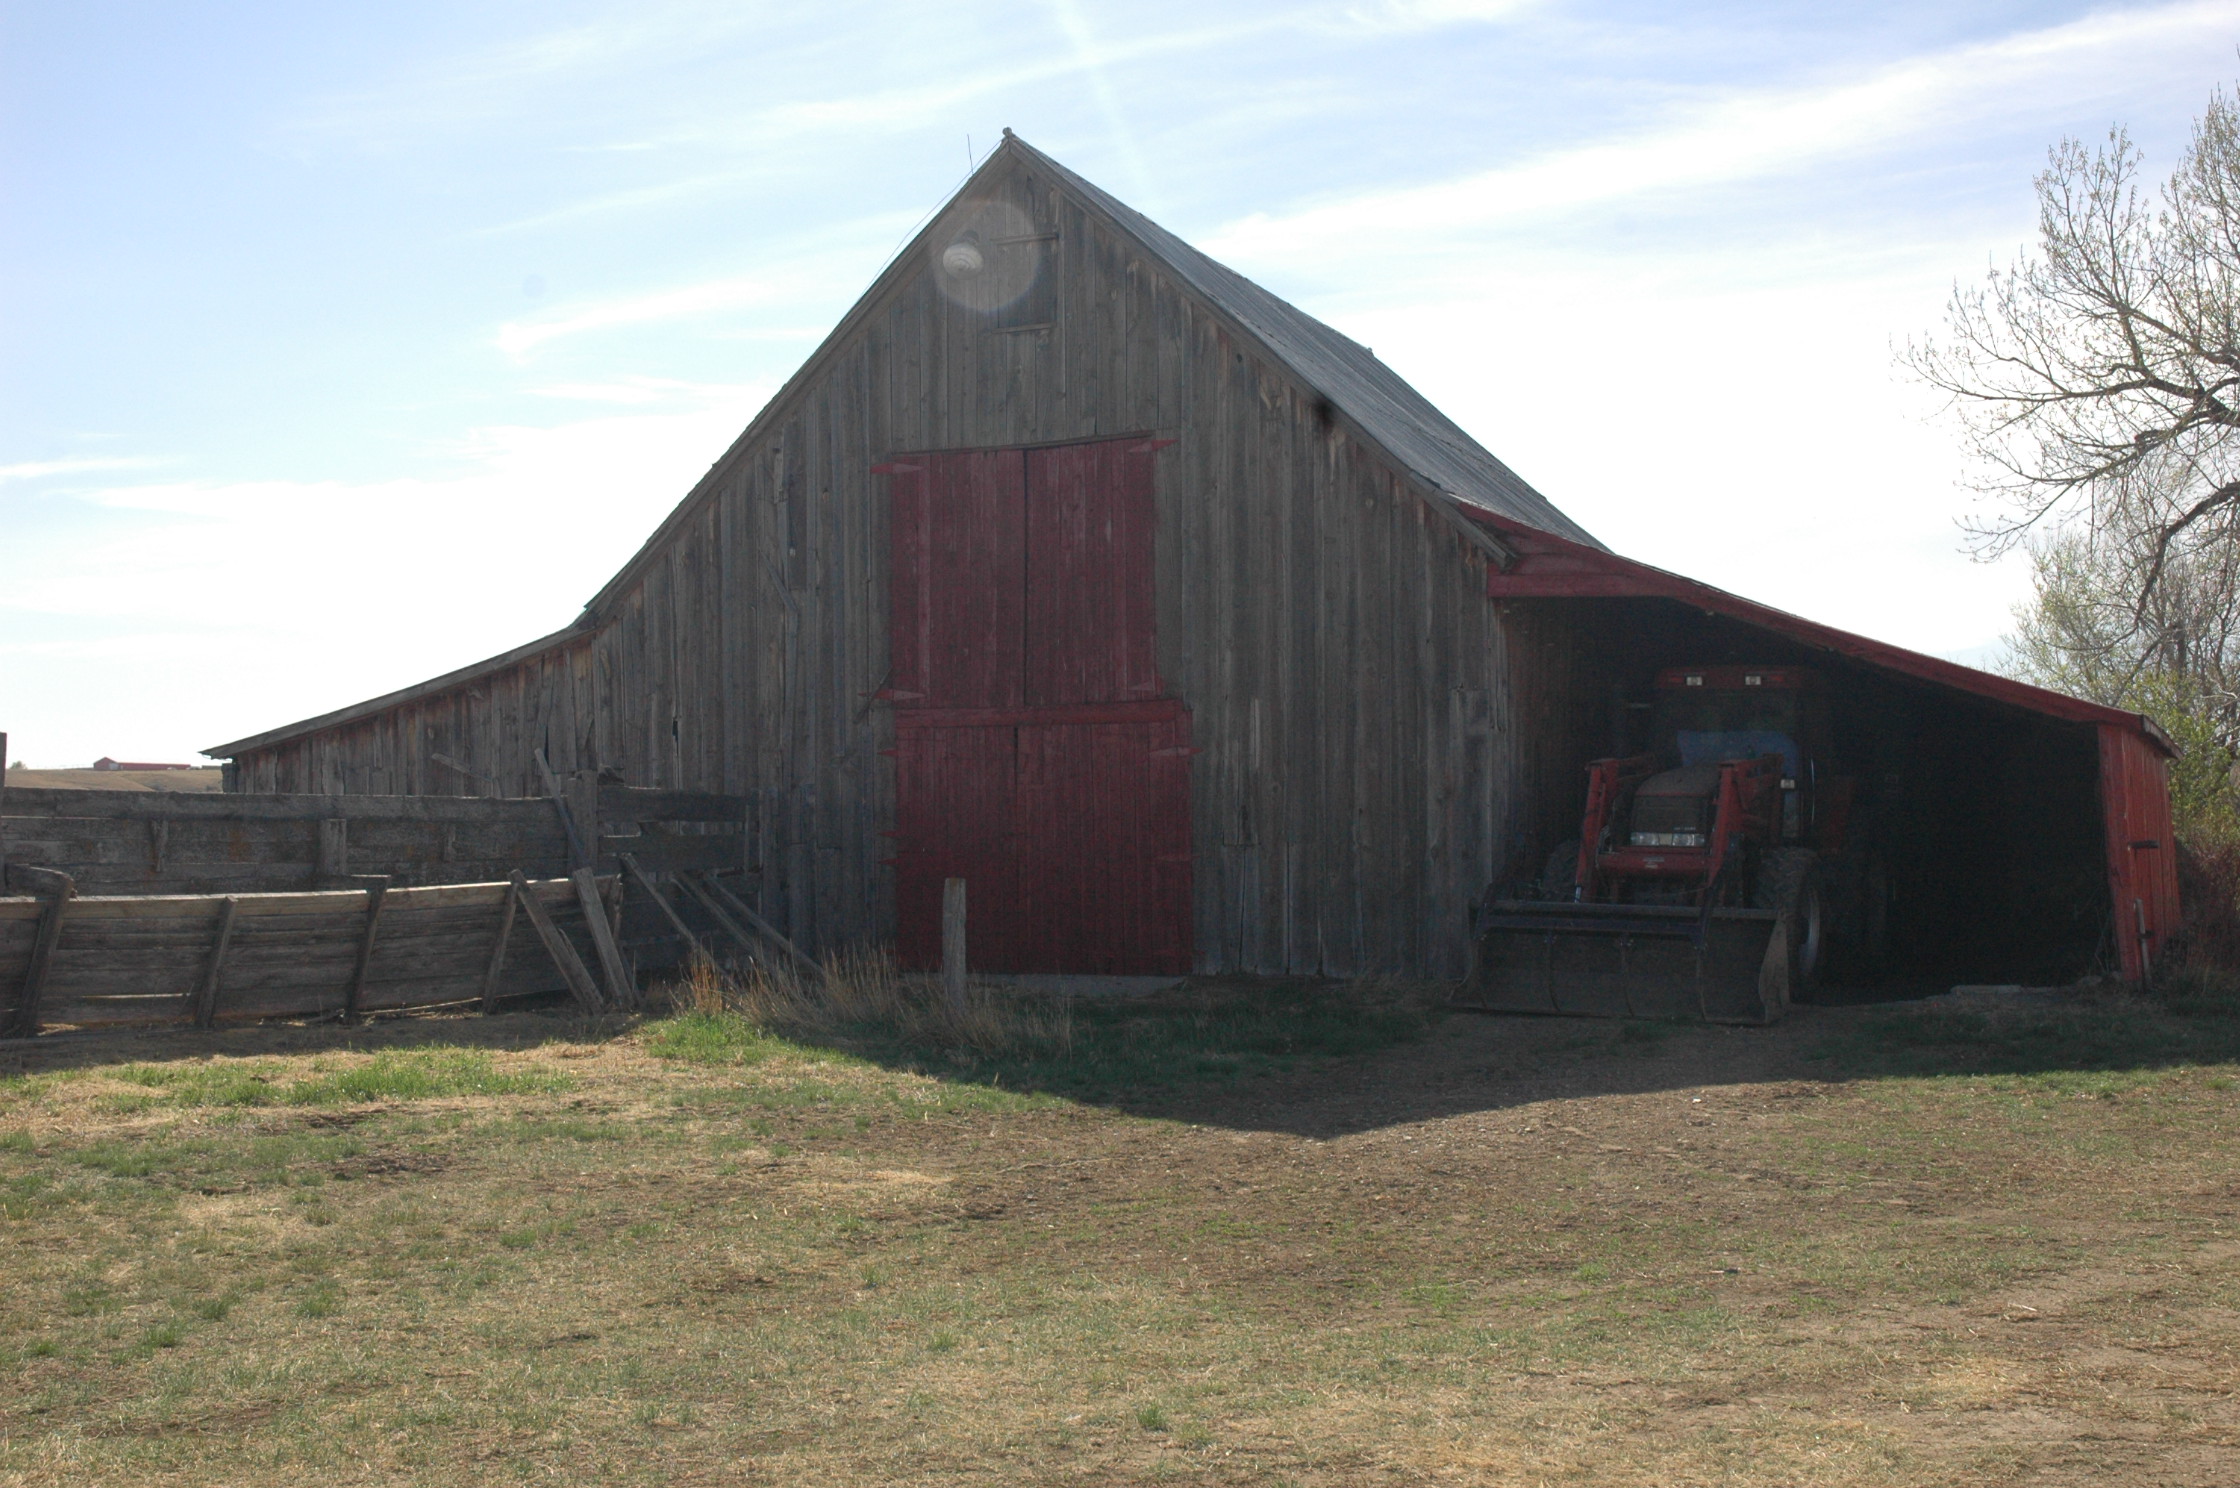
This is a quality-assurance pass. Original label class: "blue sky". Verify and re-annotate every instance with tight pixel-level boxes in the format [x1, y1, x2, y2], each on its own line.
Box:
[3, 1, 2237, 766]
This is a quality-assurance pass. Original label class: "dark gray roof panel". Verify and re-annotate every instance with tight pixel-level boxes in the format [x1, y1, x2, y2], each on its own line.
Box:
[1010, 138, 1603, 549]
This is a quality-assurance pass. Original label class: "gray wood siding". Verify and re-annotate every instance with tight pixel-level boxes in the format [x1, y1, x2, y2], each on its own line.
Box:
[230, 158, 1560, 977]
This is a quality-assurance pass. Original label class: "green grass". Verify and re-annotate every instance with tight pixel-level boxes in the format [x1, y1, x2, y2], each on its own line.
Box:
[640, 1010, 793, 1066]
[101, 1050, 571, 1108]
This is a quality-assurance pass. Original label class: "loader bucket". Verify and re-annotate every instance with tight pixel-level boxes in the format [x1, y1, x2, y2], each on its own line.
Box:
[1458, 901, 1799, 1024]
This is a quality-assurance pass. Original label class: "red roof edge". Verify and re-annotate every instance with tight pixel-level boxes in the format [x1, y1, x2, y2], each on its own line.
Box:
[1468, 511, 2176, 757]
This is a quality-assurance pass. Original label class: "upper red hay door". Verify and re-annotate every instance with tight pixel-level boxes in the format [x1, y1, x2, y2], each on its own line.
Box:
[880, 438, 1193, 974]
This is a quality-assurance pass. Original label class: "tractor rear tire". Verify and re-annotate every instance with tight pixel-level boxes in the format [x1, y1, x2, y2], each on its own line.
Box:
[1754, 847, 1825, 1002]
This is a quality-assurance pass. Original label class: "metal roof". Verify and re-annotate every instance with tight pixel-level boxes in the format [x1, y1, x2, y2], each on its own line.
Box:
[1005, 136, 1603, 548]
[1471, 509, 2177, 752]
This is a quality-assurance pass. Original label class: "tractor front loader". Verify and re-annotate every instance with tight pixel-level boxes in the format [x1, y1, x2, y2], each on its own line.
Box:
[1460, 666, 1863, 1024]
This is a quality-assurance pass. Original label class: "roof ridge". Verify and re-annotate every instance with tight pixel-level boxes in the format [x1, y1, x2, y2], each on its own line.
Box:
[997, 133, 1603, 550]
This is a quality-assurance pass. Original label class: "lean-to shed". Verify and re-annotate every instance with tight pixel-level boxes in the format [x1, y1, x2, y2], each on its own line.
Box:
[207, 135, 2179, 985]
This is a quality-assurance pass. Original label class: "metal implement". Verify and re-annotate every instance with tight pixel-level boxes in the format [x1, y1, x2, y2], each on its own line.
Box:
[1461, 901, 1805, 1025]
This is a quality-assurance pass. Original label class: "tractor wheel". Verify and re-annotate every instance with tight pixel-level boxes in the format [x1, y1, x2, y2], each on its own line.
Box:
[1542, 840, 1582, 902]
[1754, 847, 1825, 1001]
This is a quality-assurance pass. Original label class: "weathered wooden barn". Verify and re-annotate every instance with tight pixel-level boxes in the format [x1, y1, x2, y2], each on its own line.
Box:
[207, 134, 2180, 986]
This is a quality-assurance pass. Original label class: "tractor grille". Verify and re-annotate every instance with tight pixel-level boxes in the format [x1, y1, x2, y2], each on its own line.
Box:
[1629, 791, 1708, 849]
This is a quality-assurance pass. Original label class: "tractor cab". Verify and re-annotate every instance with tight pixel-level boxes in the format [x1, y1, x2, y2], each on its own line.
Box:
[1563, 666, 1851, 908]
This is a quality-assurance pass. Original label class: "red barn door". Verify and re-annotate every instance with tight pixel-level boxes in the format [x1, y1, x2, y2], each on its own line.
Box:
[886, 438, 1191, 974]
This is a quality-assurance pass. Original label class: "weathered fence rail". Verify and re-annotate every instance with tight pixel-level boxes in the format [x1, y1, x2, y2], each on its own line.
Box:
[0, 874, 614, 1035]
[0, 762, 804, 1037]
[0, 786, 574, 894]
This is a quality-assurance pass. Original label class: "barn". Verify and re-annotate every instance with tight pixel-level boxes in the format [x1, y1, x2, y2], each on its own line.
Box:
[205, 133, 2179, 989]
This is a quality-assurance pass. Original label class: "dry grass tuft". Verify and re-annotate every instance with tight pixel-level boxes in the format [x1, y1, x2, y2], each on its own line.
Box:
[667, 949, 1074, 1059]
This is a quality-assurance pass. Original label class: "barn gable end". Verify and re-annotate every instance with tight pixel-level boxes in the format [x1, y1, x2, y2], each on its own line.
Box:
[209, 137, 1592, 977]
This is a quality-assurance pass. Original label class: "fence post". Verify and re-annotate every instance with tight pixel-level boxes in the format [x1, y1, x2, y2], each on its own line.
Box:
[941, 878, 967, 1013]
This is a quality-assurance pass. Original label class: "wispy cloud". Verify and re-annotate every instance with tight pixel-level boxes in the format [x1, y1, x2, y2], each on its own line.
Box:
[527, 375, 758, 405]
[0, 387, 773, 756]
[0, 456, 160, 483]
[493, 245, 884, 358]
[1334, 0, 1540, 34]
[1206, 0, 2240, 273]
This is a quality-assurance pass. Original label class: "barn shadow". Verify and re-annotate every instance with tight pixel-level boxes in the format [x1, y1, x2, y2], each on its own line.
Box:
[6, 977, 2235, 1142]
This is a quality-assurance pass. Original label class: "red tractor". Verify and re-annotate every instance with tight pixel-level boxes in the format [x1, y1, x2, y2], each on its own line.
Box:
[1469, 665, 1876, 1023]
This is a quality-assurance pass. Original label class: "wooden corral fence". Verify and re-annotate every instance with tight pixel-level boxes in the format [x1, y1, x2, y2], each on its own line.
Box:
[0, 752, 807, 1037]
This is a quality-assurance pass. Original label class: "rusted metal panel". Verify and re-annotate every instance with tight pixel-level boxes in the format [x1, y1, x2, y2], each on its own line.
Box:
[2097, 723, 2181, 981]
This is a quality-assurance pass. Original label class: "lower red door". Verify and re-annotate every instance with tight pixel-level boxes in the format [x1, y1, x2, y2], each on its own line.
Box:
[893, 709, 1193, 974]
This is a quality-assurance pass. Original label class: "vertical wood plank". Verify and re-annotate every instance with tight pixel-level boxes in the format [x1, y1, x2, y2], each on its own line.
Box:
[478, 881, 519, 1014]
[5, 868, 75, 1039]
[191, 897, 240, 1029]
[941, 877, 967, 1009]
[573, 866, 636, 1005]
[342, 880, 389, 1023]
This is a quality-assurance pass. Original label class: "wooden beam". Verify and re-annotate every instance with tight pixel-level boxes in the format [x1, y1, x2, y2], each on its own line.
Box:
[191, 897, 240, 1030]
[0, 730, 9, 885]
[572, 866, 636, 1006]
[511, 869, 603, 1014]
[670, 871, 764, 965]
[693, 872, 823, 984]
[534, 749, 592, 870]
[341, 879, 390, 1023]
[618, 852, 705, 964]
[478, 881, 519, 1014]
[5, 866, 75, 1040]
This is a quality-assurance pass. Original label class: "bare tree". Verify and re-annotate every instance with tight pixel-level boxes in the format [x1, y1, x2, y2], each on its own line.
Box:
[1909, 88, 2240, 623]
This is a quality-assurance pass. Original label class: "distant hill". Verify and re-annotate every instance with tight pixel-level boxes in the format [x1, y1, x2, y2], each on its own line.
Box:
[3, 768, 228, 793]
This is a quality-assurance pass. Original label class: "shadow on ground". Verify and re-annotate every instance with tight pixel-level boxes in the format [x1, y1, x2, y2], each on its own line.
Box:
[8, 973, 2240, 1140]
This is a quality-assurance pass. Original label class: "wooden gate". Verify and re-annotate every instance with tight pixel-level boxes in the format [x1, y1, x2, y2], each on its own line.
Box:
[882, 438, 1192, 974]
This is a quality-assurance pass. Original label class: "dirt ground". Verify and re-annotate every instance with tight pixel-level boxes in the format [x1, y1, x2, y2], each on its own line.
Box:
[2, 992, 2236, 1485]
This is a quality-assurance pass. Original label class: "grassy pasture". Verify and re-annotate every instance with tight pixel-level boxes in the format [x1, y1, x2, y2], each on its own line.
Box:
[1, 977, 2237, 1485]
